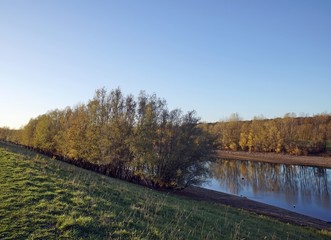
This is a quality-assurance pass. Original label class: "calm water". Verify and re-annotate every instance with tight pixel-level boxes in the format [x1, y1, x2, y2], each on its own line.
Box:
[202, 159, 331, 222]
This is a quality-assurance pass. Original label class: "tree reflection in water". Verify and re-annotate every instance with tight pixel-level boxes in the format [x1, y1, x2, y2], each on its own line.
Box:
[211, 159, 330, 208]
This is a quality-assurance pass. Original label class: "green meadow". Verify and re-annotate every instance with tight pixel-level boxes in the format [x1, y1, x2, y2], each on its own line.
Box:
[0, 142, 329, 240]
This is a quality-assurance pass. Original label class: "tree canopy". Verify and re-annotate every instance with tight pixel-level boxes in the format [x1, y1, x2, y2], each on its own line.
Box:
[1, 88, 216, 188]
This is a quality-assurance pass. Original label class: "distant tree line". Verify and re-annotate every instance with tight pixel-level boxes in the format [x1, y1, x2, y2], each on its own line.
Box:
[201, 113, 331, 155]
[0, 88, 216, 188]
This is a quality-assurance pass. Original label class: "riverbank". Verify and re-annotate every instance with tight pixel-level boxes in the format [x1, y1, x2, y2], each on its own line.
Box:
[217, 150, 331, 168]
[2, 145, 329, 239]
[171, 186, 331, 231]
[2, 141, 330, 234]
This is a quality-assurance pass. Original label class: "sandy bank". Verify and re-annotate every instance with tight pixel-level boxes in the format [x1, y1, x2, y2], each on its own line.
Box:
[217, 151, 331, 168]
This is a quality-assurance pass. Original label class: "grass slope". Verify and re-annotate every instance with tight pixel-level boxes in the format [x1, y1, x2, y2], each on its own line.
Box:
[0, 142, 329, 240]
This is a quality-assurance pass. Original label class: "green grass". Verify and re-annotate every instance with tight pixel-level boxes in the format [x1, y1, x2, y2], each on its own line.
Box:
[0, 142, 329, 240]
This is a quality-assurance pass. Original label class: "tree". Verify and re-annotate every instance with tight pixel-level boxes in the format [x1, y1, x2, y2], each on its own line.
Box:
[2, 87, 219, 188]
[66, 104, 90, 160]
[0, 127, 11, 142]
[130, 92, 216, 188]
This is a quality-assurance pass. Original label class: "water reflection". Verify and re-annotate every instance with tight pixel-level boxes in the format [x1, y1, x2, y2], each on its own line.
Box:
[205, 159, 331, 221]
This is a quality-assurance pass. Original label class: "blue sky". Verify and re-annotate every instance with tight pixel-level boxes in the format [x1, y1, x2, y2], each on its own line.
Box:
[1, 1, 331, 128]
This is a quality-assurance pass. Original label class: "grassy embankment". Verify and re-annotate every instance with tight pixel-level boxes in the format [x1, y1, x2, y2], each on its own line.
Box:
[0, 142, 329, 239]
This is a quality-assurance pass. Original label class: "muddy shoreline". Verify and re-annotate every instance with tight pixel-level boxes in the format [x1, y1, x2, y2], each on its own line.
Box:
[217, 150, 331, 168]
[169, 186, 331, 231]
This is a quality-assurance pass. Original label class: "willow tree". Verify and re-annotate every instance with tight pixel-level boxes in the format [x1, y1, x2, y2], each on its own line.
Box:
[129, 92, 162, 184]
[130, 92, 216, 188]
[9, 87, 217, 188]
[103, 88, 136, 178]
[65, 104, 90, 160]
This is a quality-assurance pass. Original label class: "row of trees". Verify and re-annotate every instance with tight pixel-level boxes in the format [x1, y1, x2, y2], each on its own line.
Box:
[0, 88, 216, 188]
[202, 113, 331, 155]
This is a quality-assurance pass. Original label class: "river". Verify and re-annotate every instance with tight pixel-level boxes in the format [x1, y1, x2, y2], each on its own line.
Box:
[202, 159, 331, 222]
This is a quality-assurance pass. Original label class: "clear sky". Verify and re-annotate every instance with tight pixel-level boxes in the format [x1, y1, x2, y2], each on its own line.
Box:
[1, 1, 331, 129]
